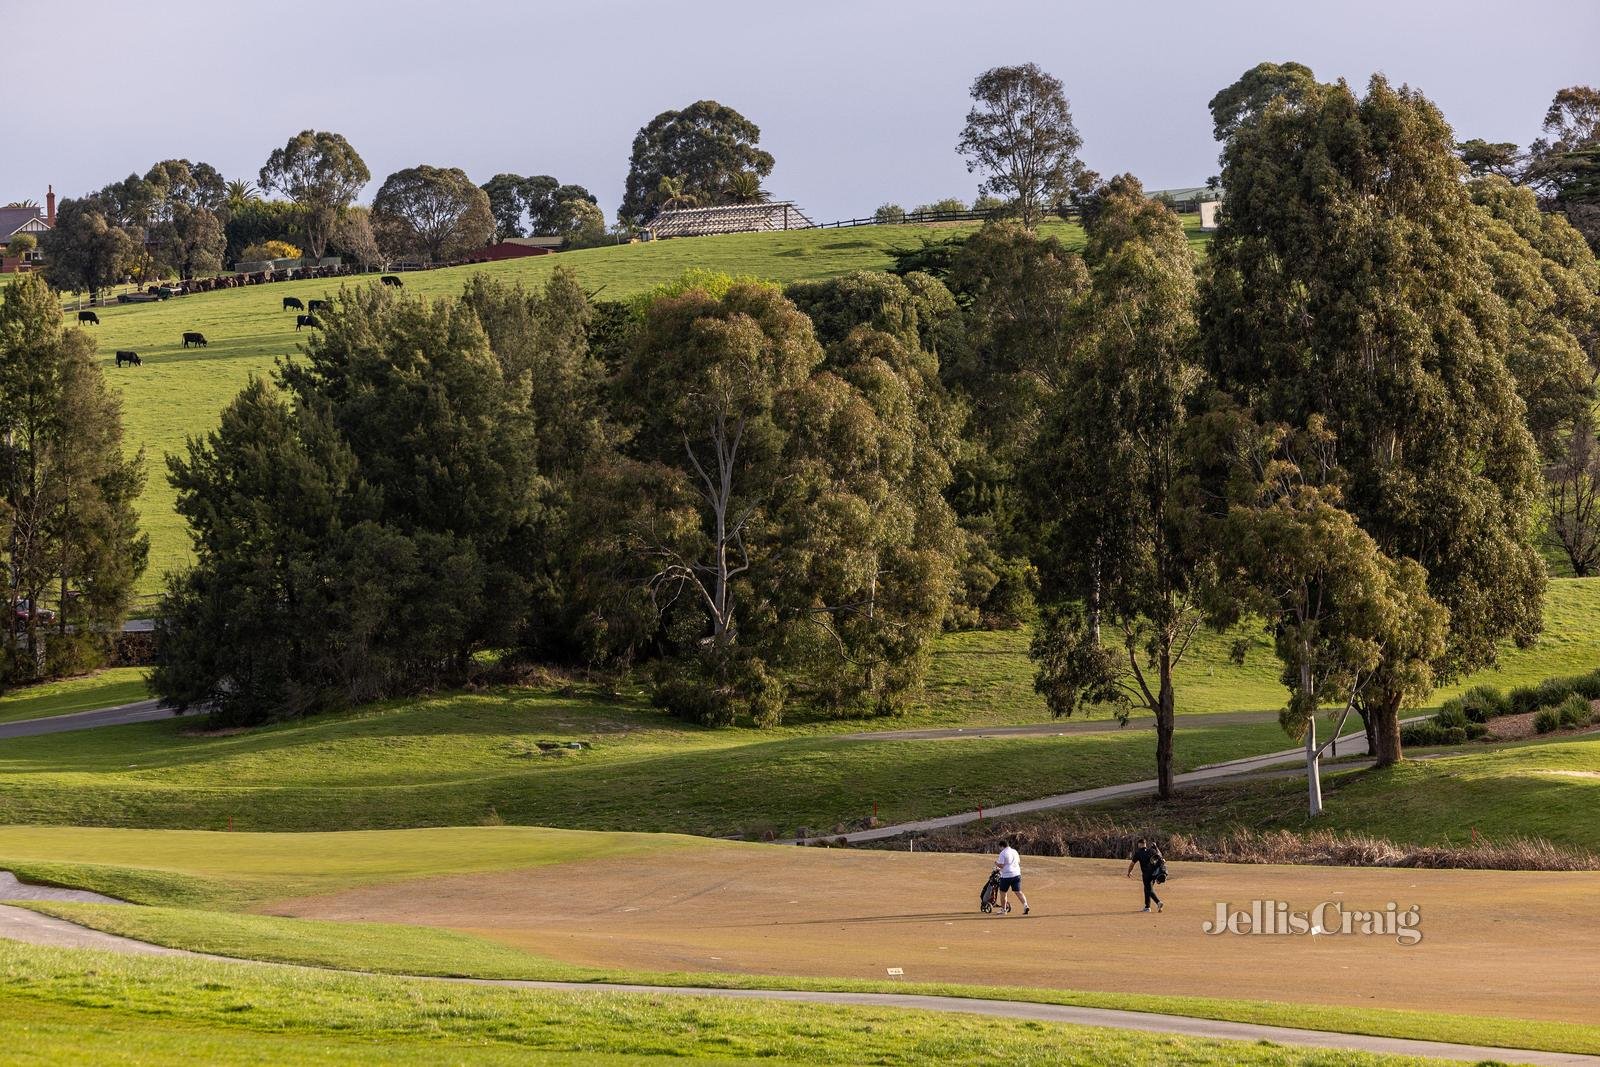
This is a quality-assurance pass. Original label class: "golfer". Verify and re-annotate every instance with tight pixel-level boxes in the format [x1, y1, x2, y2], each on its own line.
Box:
[994, 838, 1030, 915]
[1126, 837, 1164, 912]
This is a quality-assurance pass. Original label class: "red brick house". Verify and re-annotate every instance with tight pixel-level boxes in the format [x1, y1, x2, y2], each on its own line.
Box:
[0, 187, 55, 273]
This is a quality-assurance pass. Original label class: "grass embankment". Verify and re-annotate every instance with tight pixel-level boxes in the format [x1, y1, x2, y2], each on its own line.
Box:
[44, 216, 1205, 591]
[0, 942, 1450, 1067]
[0, 684, 1291, 835]
[1083, 731, 1600, 852]
[0, 581, 1592, 836]
[0, 668, 148, 724]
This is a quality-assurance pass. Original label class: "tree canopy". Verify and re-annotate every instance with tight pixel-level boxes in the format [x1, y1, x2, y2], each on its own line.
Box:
[619, 101, 775, 227]
[956, 62, 1087, 227]
[1202, 67, 1547, 765]
[258, 130, 370, 260]
[371, 165, 495, 262]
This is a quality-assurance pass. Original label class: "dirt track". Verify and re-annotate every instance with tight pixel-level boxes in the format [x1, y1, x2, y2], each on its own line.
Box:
[269, 843, 1600, 1025]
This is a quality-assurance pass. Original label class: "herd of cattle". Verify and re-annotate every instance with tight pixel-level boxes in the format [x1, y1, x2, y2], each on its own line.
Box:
[76, 274, 408, 369]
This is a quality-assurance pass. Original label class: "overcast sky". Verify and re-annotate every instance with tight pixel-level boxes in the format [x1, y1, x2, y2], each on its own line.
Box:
[6, 0, 1597, 223]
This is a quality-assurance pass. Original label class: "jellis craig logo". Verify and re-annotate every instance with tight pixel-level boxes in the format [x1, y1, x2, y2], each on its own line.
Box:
[1204, 900, 1423, 945]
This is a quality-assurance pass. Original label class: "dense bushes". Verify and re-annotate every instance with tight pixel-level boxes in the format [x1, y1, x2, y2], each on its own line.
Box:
[1399, 721, 1486, 747]
[1405, 671, 1599, 747]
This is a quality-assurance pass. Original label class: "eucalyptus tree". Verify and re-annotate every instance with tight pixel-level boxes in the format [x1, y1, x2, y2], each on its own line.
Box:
[957, 63, 1086, 227]
[1025, 176, 1207, 799]
[1203, 68, 1546, 765]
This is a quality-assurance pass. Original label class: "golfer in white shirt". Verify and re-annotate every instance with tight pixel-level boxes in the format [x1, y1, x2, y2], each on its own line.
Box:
[994, 838, 1030, 915]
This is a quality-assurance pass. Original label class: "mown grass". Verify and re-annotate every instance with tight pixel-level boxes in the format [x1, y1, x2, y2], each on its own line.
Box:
[45, 216, 1205, 591]
[1088, 732, 1600, 852]
[0, 825, 703, 908]
[0, 668, 148, 724]
[0, 940, 1448, 1066]
[7, 904, 1596, 1059]
[0, 686, 1293, 835]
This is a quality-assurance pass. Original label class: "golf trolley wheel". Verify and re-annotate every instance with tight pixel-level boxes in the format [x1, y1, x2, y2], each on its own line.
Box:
[1004, 902, 1012, 913]
[981, 901, 993, 914]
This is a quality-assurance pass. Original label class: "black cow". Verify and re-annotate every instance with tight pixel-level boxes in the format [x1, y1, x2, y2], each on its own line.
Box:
[182, 332, 207, 348]
[380, 275, 403, 287]
[296, 314, 320, 331]
[78, 310, 100, 325]
[114, 350, 142, 367]
[283, 296, 304, 311]
[307, 299, 328, 313]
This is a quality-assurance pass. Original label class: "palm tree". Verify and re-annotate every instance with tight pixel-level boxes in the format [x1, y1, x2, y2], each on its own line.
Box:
[725, 171, 769, 205]
[3, 199, 39, 209]
[656, 175, 699, 212]
[225, 178, 258, 206]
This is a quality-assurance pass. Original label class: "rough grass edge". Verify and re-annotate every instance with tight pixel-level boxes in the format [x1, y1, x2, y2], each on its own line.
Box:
[855, 812, 1600, 871]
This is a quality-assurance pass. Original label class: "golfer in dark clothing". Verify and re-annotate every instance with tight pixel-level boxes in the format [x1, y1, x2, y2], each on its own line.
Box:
[1126, 837, 1164, 912]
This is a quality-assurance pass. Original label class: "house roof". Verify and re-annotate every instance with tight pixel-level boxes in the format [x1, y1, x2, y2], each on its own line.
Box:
[0, 206, 48, 239]
[647, 202, 814, 239]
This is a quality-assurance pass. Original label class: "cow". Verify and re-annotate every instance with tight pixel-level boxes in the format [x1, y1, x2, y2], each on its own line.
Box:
[78, 310, 100, 325]
[296, 314, 320, 331]
[182, 332, 207, 348]
[114, 350, 142, 367]
[380, 275, 403, 287]
[283, 296, 304, 312]
[307, 299, 328, 313]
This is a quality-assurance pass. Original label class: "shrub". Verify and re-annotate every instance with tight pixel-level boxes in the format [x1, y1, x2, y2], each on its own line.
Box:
[1534, 707, 1562, 734]
[1509, 684, 1542, 714]
[873, 203, 906, 224]
[1435, 703, 1469, 730]
[1534, 676, 1580, 710]
[239, 239, 302, 263]
[1457, 684, 1510, 722]
[1573, 671, 1600, 701]
[1400, 722, 1443, 747]
[1557, 693, 1593, 729]
[651, 669, 735, 727]
[1403, 720, 1483, 747]
[913, 197, 967, 216]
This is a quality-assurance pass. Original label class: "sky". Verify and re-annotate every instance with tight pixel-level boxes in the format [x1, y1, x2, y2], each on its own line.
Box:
[5, 0, 1597, 224]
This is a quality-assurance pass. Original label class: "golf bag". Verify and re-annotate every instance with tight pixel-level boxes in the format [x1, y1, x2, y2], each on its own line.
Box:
[980, 870, 1009, 913]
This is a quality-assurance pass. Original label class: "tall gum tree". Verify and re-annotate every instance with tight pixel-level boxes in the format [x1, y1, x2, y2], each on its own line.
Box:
[1025, 176, 1207, 799]
[1202, 69, 1546, 765]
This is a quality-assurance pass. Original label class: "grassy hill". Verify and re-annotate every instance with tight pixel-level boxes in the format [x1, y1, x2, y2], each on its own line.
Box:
[52, 216, 1212, 592]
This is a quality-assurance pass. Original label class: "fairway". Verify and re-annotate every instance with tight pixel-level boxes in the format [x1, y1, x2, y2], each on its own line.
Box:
[269, 844, 1598, 1026]
[4, 824, 1597, 1039]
